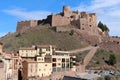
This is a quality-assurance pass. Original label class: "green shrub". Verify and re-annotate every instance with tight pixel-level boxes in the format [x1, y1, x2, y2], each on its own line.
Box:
[69, 30, 74, 36]
[104, 76, 111, 80]
[108, 54, 116, 66]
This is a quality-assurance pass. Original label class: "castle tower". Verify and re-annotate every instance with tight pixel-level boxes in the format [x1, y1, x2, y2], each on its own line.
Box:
[0, 42, 3, 54]
[63, 6, 71, 17]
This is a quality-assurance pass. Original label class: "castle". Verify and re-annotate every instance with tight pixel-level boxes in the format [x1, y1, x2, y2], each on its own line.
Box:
[16, 6, 98, 35]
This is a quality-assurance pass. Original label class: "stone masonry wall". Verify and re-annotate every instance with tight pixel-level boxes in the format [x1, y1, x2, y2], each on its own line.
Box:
[51, 15, 70, 27]
[16, 20, 38, 33]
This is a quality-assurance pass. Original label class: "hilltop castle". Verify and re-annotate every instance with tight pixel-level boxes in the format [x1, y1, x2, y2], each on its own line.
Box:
[16, 6, 98, 35]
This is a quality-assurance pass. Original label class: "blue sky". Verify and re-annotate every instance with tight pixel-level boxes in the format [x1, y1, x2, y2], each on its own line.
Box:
[0, 0, 120, 37]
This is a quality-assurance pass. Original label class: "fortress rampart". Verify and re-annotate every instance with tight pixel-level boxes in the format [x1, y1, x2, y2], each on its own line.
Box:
[109, 36, 120, 44]
[16, 20, 38, 33]
[16, 6, 99, 35]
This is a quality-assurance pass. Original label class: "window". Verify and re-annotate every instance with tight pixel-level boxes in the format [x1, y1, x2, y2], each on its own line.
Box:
[38, 58, 41, 60]
[66, 59, 69, 62]
[45, 64, 47, 66]
[62, 63, 65, 68]
[52, 63, 56, 67]
[52, 58, 56, 62]
[46, 48, 50, 51]
[39, 48, 42, 52]
[62, 58, 65, 62]
[66, 63, 69, 68]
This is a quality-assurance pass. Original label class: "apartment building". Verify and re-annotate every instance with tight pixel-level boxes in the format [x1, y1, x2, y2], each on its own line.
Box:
[36, 45, 56, 56]
[19, 45, 56, 60]
[22, 60, 52, 80]
[19, 47, 37, 61]
[19, 45, 76, 80]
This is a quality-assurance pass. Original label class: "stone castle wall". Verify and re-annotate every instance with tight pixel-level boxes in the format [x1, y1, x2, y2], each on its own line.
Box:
[49, 6, 98, 35]
[110, 36, 120, 44]
[16, 20, 38, 33]
[16, 6, 99, 36]
[51, 14, 70, 27]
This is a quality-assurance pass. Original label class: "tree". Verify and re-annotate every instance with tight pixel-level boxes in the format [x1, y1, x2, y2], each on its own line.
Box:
[69, 30, 74, 36]
[108, 54, 116, 66]
[105, 76, 111, 80]
[98, 21, 109, 32]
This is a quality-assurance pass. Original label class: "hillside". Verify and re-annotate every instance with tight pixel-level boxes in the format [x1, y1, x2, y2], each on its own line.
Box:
[1, 23, 120, 71]
[0, 24, 89, 51]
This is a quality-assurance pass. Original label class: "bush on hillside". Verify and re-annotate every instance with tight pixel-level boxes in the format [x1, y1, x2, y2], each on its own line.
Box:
[98, 21, 109, 32]
[108, 54, 116, 66]
[69, 30, 74, 36]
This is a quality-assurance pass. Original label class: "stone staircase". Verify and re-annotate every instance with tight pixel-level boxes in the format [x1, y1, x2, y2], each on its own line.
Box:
[76, 46, 98, 73]
[83, 47, 98, 66]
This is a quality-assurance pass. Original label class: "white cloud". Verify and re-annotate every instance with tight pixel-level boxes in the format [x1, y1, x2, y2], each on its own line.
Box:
[73, 0, 120, 36]
[3, 8, 51, 20]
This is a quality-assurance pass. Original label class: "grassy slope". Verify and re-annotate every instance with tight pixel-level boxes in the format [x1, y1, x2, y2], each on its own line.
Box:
[87, 48, 120, 70]
[1, 25, 88, 51]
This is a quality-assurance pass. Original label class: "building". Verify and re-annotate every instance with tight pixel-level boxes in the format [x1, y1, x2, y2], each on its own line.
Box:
[36, 45, 56, 56]
[19, 45, 76, 80]
[45, 51, 71, 72]
[19, 45, 56, 60]
[46, 6, 98, 35]
[16, 6, 98, 35]
[22, 60, 52, 80]
[19, 47, 37, 61]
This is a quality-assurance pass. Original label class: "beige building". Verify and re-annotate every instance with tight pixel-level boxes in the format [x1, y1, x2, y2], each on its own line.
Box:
[45, 51, 71, 72]
[22, 60, 52, 80]
[36, 45, 56, 56]
[19, 45, 56, 58]
[19, 47, 37, 57]
[19, 45, 76, 79]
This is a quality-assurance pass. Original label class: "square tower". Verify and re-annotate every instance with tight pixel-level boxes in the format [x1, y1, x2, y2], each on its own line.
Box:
[63, 6, 71, 17]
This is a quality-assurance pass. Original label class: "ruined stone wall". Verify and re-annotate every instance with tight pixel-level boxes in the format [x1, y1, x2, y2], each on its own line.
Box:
[51, 15, 70, 27]
[79, 13, 98, 35]
[110, 36, 120, 44]
[16, 20, 38, 33]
